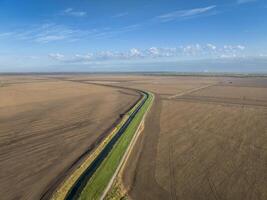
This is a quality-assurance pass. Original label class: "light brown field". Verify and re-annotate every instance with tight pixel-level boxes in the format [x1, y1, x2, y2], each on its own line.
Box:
[0, 76, 139, 200]
[1, 74, 267, 200]
[110, 75, 267, 200]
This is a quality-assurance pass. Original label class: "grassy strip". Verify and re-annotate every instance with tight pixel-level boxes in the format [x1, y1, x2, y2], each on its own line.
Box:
[51, 95, 145, 200]
[78, 93, 153, 200]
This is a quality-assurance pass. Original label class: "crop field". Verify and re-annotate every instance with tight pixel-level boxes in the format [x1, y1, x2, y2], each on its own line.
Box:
[0, 76, 139, 200]
[106, 75, 267, 200]
[1, 74, 267, 200]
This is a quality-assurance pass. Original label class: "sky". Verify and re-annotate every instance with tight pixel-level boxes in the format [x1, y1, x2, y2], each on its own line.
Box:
[0, 0, 266, 72]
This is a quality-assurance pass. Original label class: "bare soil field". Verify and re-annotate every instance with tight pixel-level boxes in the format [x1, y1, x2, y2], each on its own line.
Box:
[77, 75, 218, 96]
[1, 74, 267, 200]
[155, 100, 267, 200]
[112, 75, 267, 200]
[0, 76, 139, 200]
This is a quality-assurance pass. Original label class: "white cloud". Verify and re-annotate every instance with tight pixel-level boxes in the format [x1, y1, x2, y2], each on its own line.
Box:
[0, 23, 140, 44]
[182, 44, 202, 55]
[220, 54, 237, 58]
[0, 23, 98, 43]
[75, 54, 93, 60]
[48, 44, 247, 64]
[49, 53, 65, 61]
[33, 24, 88, 43]
[63, 8, 87, 17]
[224, 45, 232, 50]
[93, 24, 141, 39]
[157, 5, 217, 22]
[35, 35, 67, 43]
[223, 45, 245, 51]
[129, 48, 142, 57]
[146, 47, 177, 57]
[206, 43, 217, 50]
[237, 45, 245, 50]
[148, 47, 160, 56]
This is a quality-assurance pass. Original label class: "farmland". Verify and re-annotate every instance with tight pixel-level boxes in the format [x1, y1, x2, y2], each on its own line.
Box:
[1, 74, 267, 200]
[0, 76, 139, 200]
[119, 75, 267, 200]
[73, 75, 267, 200]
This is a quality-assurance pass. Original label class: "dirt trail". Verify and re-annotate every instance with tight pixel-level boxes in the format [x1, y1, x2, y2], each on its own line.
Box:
[120, 76, 267, 200]
[122, 94, 170, 200]
[168, 83, 216, 99]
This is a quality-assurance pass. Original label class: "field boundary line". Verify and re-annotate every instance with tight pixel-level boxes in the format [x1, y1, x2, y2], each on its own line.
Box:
[101, 92, 154, 200]
[168, 83, 216, 99]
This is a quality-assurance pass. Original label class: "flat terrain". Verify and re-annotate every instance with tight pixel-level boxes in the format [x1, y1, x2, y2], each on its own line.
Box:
[123, 77, 267, 200]
[88, 75, 267, 200]
[0, 76, 139, 200]
[1, 74, 267, 200]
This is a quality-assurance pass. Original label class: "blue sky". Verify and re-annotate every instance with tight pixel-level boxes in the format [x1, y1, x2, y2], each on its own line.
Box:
[0, 0, 266, 72]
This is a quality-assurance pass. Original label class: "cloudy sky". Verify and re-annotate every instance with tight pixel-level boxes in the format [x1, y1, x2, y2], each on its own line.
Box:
[0, 0, 266, 72]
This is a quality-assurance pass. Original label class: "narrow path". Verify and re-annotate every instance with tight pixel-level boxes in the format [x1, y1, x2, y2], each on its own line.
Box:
[168, 83, 216, 99]
[125, 94, 171, 200]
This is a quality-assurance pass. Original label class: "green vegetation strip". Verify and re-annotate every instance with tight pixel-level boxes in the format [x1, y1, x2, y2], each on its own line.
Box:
[78, 92, 153, 200]
[51, 94, 145, 200]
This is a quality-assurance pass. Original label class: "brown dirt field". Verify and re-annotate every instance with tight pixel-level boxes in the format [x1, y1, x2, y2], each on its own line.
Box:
[190, 85, 267, 102]
[155, 100, 267, 200]
[218, 77, 267, 88]
[117, 75, 267, 200]
[82, 75, 219, 96]
[2, 74, 267, 200]
[0, 77, 139, 200]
